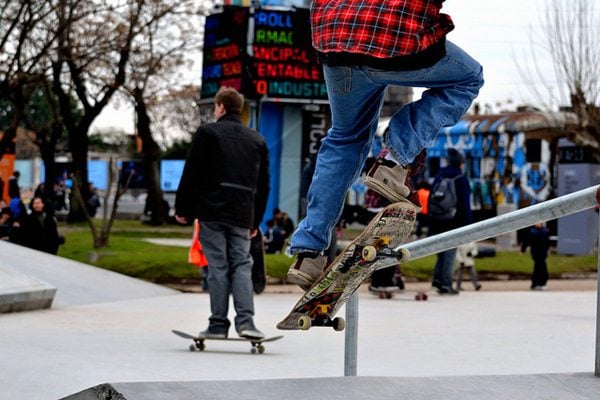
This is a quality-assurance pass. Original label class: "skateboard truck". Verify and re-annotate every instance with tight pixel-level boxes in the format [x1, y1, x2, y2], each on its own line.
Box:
[362, 245, 410, 262]
[298, 305, 346, 331]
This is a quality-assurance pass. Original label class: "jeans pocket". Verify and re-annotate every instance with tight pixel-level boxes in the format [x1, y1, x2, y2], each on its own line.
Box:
[324, 65, 352, 94]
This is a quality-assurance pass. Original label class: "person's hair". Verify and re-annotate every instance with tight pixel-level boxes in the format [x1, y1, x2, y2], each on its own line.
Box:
[29, 196, 46, 212]
[447, 148, 465, 168]
[215, 86, 245, 115]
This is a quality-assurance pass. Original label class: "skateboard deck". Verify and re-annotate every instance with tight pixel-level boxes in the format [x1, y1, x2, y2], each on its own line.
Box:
[277, 201, 416, 331]
[251, 229, 267, 294]
[172, 330, 283, 354]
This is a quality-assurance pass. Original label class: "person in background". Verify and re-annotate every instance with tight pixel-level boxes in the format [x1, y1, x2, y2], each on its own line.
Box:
[0, 207, 13, 240]
[86, 183, 101, 218]
[415, 180, 431, 237]
[175, 86, 270, 340]
[454, 242, 482, 291]
[273, 209, 295, 241]
[429, 149, 472, 295]
[520, 222, 550, 290]
[8, 170, 20, 200]
[13, 196, 62, 255]
[264, 219, 285, 254]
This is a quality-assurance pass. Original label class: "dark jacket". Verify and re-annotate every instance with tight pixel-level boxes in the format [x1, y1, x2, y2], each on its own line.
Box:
[175, 113, 270, 229]
[15, 211, 61, 254]
[521, 226, 550, 260]
[428, 166, 472, 235]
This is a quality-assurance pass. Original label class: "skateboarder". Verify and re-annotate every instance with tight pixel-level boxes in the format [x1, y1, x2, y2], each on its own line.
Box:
[175, 87, 270, 340]
[286, 0, 484, 290]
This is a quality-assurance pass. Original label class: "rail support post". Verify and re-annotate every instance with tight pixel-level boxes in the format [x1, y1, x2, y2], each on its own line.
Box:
[344, 293, 358, 376]
[596, 214, 600, 377]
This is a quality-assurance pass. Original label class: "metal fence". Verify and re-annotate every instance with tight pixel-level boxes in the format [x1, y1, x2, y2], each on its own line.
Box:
[344, 185, 600, 377]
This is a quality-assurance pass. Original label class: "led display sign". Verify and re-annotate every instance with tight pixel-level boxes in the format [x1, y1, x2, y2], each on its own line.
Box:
[201, 7, 250, 98]
[200, 7, 326, 101]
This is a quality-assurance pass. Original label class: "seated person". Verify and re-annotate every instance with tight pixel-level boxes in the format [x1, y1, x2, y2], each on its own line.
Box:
[264, 219, 285, 254]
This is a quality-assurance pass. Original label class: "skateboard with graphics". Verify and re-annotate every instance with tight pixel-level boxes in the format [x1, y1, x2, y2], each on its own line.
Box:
[172, 330, 283, 354]
[276, 200, 416, 331]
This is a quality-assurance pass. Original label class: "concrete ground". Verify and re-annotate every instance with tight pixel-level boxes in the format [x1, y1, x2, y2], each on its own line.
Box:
[1, 241, 599, 399]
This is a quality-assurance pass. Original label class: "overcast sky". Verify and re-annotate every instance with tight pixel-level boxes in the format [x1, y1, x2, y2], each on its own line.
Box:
[91, 0, 560, 133]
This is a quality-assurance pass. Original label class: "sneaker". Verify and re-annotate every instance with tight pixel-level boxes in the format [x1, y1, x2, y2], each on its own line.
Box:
[438, 286, 459, 295]
[364, 151, 426, 208]
[287, 252, 328, 290]
[364, 158, 411, 202]
[199, 328, 228, 339]
[238, 327, 265, 340]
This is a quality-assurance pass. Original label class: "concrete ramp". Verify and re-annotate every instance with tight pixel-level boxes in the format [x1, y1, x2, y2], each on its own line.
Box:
[0, 241, 177, 308]
[63, 374, 600, 400]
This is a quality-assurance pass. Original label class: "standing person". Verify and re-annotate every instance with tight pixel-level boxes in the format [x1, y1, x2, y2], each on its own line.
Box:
[428, 149, 472, 295]
[520, 222, 550, 290]
[286, 0, 484, 289]
[175, 87, 270, 340]
[86, 183, 101, 218]
[454, 242, 481, 291]
[415, 181, 431, 237]
[8, 170, 20, 200]
[0, 175, 5, 203]
[14, 196, 62, 254]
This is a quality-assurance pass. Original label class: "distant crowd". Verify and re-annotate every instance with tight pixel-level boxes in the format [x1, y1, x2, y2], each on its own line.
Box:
[0, 170, 66, 254]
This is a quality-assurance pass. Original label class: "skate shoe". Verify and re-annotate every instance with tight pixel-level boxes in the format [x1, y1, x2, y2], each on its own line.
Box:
[287, 253, 328, 291]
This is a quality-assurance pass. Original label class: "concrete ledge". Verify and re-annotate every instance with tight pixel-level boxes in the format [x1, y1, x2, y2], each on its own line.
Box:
[0, 288, 56, 313]
[0, 264, 57, 313]
[63, 373, 600, 400]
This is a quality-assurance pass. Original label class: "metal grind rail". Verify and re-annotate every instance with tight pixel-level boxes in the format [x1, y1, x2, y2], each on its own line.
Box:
[344, 184, 600, 377]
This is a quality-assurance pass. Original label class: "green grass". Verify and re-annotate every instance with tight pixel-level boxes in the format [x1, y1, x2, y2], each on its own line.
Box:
[56, 220, 598, 284]
[400, 252, 598, 281]
[58, 220, 198, 283]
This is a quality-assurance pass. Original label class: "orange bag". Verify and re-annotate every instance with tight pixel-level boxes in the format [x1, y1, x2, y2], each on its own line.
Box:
[188, 219, 208, 267]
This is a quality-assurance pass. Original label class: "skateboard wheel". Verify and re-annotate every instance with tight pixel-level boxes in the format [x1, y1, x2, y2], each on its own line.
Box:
[257, 345, 265, 354]
[298, 316, 312, 330]
[332, 317, 345, 331]
[415, 292, 428, 301]
[398, 248, 410, 262]
[189, 344, 196, 352]
[362, 246, 377, 261]
[251, 347, 257, 354]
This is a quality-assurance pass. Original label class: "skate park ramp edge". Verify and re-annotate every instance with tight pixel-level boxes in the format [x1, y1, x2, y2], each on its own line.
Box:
[0, 241, 177, 309]
[63, 373, 600, 400]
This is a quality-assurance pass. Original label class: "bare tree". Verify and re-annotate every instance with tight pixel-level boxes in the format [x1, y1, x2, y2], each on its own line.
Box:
[51, 0, 144, 221]
[151, 85, 206, 140]
[123, 1, 204, 225]
[0, 0, 61, 162]
[520, 0, 600, 155]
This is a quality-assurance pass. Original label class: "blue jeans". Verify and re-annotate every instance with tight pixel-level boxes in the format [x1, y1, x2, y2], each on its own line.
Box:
[433, 248, 458, 289]
[200, 221, 256, 333]
[290, 41, 484, 253]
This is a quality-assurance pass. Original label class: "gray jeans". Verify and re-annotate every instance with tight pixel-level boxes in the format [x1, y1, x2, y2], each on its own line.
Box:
[199, 221, 255, 333]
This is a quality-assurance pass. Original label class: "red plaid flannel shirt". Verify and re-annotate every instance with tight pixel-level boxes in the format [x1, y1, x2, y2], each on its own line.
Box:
[311, 0, 454, 58]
